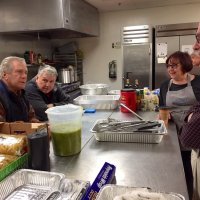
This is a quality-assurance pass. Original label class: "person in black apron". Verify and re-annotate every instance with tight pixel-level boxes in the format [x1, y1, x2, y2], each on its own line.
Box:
[159, 51, 200, 200]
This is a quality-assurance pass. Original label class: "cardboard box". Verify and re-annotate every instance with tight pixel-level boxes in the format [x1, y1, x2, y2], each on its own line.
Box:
[0, 122, 47, 135]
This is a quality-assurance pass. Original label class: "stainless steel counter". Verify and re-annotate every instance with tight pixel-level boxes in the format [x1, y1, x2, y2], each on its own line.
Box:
[50, 110, 189, 200]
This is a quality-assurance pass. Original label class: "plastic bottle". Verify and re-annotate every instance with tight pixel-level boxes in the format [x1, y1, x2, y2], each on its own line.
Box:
[133, 79, 139, 89]
[124, 79, 132, 88]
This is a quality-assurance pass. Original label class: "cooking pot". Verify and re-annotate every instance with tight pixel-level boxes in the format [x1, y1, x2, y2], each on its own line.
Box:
[59, 68, 71, 84]
[79, 84, 109, 95]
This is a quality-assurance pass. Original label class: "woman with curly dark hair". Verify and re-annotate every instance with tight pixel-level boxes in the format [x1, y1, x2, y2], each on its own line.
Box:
[159, 51, 200, 200]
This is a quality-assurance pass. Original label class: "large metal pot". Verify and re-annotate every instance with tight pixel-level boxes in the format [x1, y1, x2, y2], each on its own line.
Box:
[79, 84, 109, 95]
[59, 68, 71, 83]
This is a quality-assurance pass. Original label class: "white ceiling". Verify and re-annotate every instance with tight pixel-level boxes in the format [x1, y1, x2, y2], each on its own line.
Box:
[85, 0, 200, 12]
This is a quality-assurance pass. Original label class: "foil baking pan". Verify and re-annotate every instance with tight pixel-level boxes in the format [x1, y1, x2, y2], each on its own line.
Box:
[0, 169, 90, 200]
[91, 119, 167, 143]
[0, 169, 64, 200]
[96, 185, 185, 200]
[73, 95, 120, 110]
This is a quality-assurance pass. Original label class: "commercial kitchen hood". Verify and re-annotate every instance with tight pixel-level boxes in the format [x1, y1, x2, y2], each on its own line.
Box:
[0, 0, 99, 39]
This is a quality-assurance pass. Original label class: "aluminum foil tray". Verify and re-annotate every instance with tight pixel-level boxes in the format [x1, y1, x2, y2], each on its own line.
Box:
[96, 185, 185, 200]
[0, 169, 65, 200]
[108, 90, 120, 95]
[91, 119, 167, 143]
[59, 178, 90, 200]
[73, 95, 120, 110]
[3, 184, 53, 200]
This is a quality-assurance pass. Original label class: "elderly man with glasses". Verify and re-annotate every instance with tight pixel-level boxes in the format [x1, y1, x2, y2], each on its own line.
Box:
[180, 23, 200, 200]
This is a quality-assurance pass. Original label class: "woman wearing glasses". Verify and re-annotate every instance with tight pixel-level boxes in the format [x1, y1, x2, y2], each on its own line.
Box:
[159, 51, 200, 200]
[159, 51, 200, 127]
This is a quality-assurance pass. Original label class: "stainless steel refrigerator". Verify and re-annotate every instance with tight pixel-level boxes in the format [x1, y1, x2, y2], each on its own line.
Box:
[154, 22, 199, 89]
[122, 25, 153, 89]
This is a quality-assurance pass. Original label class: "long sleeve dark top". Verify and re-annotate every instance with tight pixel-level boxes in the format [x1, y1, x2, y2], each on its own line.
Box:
[25, 78, 70, 121]
[159, 75, 200, 106]
[180, 102, 200, 149]
[0, 80, 36, 122]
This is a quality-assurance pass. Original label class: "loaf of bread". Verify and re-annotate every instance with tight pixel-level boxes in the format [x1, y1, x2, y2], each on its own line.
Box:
[0, 134, 27, 156]
[0, 154, 18, 170]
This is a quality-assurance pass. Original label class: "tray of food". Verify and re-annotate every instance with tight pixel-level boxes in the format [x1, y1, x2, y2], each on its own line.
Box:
[96, 185, 185, 200]
[91, 119, 167, 143]
[73, 95, 120, 110]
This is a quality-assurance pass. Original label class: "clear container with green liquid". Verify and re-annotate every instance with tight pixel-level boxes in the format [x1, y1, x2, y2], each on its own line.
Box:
[46, 104, 83, 156]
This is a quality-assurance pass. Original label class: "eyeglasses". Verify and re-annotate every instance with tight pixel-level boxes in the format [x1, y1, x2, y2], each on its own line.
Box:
[166, 63, 179, 69]
[196, 34, 200, 44]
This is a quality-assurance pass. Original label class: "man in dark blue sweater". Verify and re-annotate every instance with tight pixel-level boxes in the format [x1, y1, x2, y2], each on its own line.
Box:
[0, 56, 38, 122]
[25, 65, 70, 121]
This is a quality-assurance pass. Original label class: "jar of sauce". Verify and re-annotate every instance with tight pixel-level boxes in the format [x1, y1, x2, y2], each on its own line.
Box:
[120, 89, 137, 112]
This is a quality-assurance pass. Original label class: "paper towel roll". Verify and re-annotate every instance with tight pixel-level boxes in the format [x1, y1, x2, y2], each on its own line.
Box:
[28, 131, 50, 171]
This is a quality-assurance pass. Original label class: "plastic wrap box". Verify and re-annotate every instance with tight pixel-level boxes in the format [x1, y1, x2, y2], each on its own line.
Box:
[0, 153, 28, 182]
[83, 162, 116, 200]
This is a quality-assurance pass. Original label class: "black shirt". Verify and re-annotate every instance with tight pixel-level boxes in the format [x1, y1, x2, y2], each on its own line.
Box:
[25, 78, 70, 121]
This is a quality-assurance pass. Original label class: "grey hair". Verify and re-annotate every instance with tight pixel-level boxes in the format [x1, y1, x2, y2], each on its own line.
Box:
[0, 56, 26, 79]
[38, 65, 58, 77]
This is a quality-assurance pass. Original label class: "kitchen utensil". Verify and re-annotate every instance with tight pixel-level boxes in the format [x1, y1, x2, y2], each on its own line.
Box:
[120, 103, 144, 121]
[96, 120, 161, 133]
[79, 84, 109, 95]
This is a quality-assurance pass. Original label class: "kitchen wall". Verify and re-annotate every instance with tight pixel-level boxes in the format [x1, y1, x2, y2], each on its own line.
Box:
[0, 3, 200, 90]
[0, 34, 52, 65]
[52, 3, 200, 90]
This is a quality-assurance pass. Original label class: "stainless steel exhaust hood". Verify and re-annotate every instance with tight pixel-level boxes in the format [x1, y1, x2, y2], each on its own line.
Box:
[0, 0, 99, 39]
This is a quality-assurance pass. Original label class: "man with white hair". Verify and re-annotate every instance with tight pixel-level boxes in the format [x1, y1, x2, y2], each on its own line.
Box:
[180, 22, 200, 200]
[0, 56, 38, 122]
[25, 65, 70, 121]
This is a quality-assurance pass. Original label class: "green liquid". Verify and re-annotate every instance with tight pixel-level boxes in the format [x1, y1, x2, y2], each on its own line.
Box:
[51, 129, 81, 156]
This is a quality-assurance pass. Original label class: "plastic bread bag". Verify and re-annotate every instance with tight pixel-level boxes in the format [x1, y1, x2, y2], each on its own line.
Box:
[0, 154, 18, 170]
[0, 134, 27, 156]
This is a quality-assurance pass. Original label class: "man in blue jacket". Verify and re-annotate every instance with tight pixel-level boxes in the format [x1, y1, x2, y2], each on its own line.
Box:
[25, 65, 70, 121]
[0, 56, 38, 122]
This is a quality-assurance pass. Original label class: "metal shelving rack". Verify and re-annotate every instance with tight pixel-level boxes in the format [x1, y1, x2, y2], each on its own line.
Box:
[52, 52, 83, 85]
